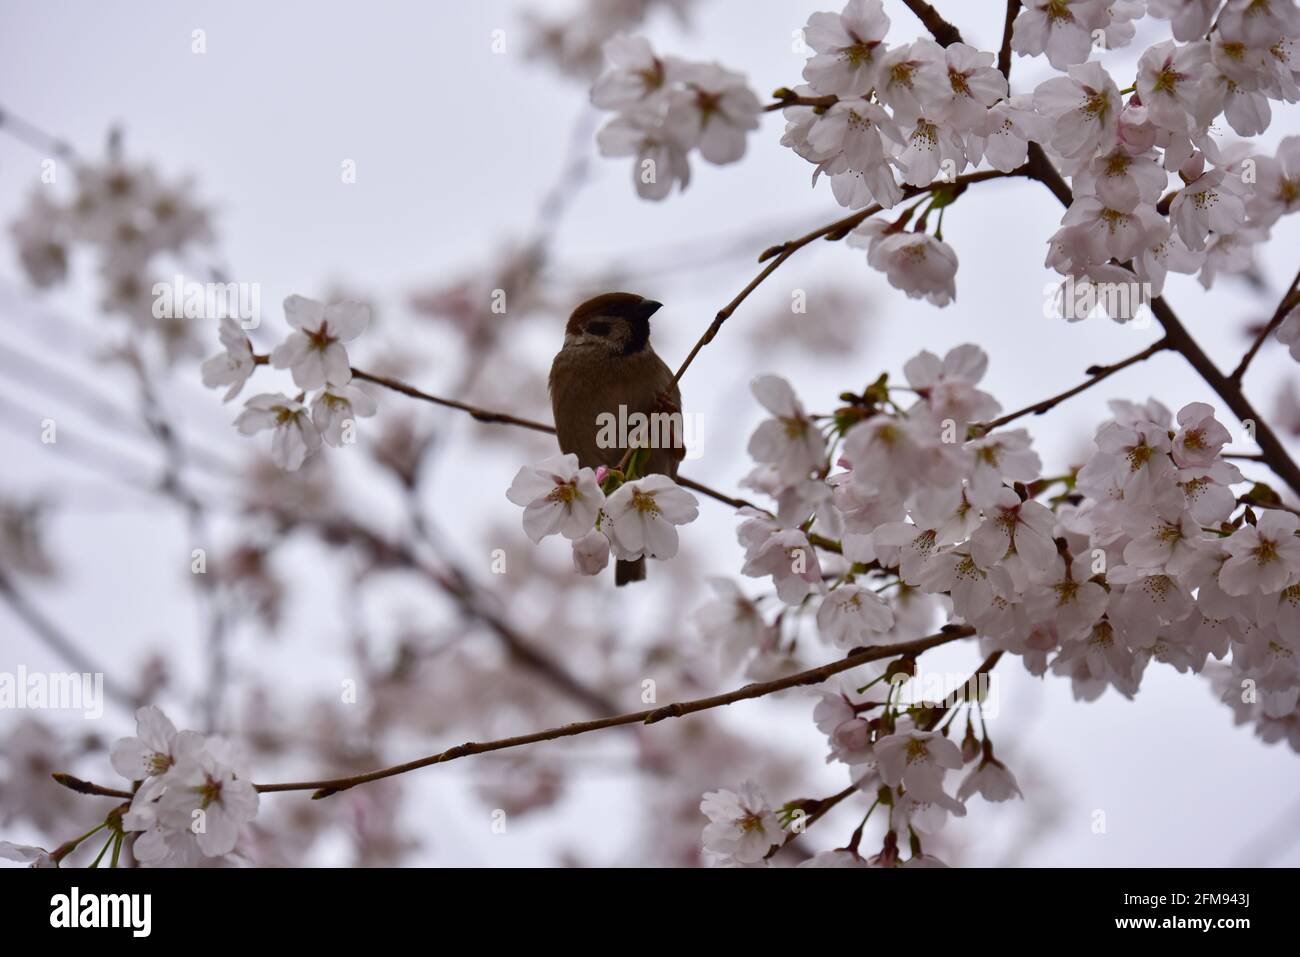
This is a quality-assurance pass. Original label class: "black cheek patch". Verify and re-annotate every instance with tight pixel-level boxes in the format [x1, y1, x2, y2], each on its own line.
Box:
[586, 320, 610, 336]
[622, 316, 650, 356]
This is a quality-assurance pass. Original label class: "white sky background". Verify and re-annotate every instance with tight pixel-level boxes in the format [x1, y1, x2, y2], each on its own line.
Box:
[2, 0, 1299, 866]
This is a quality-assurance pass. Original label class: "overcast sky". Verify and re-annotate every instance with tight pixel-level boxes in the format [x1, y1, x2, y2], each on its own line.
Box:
[2, 0, 1299, 866]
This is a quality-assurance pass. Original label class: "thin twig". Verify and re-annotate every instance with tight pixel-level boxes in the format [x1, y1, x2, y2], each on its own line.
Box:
[247, 625, 974, 798]
[51, 774, 133, 800]
[975, 337, 1171, 433]
[1229, 267, 1300, 383]
[671, 167, 1021, 385]
[351, 368, 555, 433]
[0, 570, 143, 712]
[349, 366, 760, 512]
[0, 104, 76, 158]
[763, 93, 838, 113]
[287, 511, 620, 717]
[771, 648, 1004, 860]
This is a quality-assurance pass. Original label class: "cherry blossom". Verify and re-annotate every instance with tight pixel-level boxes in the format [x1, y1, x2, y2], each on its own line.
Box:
[873, 730, 965, 810]
[741, 527, 823, 604]
[0, 841, 57, 868]
[1033, 61, 1122, 159]
[966, 430, 1043, 507]
[596, 110, 693, 201]
[506, 453, 605, 543]
[234, 393, 322, 472]
[801, 0, 892, 96]
[1013, 0, 1109, 70]
[700, 781, 783, 864]
[817, 583, 895, 647]
[1169, 163, 1248, 250]
[860, 228, 959, 306]
[665, 62, 762, 165]
[695, 578, 775, 672]
[310, 385, 378, 448]
[270, 295, 370, 390]
[155, 739, 259, 857]
[603, 474, 699, 560]
[1137, 40, 1213, 134]
[590, 35, 676, 110]
[917, 43, 1008, 132]
[1277, 305, 1300, 362]
[957, 746, 1024, 802]
[1148, 0, 1221, 42]
[1023, 554, 1110, 640]
[200, 318, 256, 402]
[1219, 510, 1300, 595]
[1246, 135, 1300, 226]
[969, 488, 1059, 573]
[746, 375, 827, 484]
[110, 705, 206, 802]
[571, 528, 611, 576]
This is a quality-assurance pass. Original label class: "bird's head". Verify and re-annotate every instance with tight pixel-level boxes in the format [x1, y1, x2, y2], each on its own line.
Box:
[564, 292, 663, 357]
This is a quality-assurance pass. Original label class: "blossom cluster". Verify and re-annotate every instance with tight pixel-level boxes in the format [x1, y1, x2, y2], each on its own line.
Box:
[201, 296, 377, 470]
[113, 706, 259, 866]
[591, 35, 764, 199]
[521, 0, 696, 82]
[10, 153, 213, 357]
[506, 453, 699, 574]
[591, 0, 1299, 309]
[695, 338, 1299, 863]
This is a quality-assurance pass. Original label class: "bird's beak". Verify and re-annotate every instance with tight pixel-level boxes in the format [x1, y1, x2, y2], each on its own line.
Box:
[637, 299, 663, 320]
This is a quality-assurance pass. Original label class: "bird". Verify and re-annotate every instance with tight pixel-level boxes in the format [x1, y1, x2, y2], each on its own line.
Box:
[549, 292, 684, 585]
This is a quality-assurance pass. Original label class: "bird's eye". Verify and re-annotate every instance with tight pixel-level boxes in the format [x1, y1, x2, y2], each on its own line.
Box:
[586, 320, 610, 337]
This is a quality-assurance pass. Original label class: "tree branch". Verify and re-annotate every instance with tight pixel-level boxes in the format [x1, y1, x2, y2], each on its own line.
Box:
[975, 336, 1172, 433]
[771, 648, 1004, 860]
[350, 368, 555, 434]
[1018, 144, 1300, 498]
[899, 0, 963, 47]
[347, 366, 757, 512]
[998, 1, 1022, 79]
[1229, 267, 1300, 383]
[0, 570, 143, 712]
[671, 166, 1022, 385]
[249, 625, 975, 799]
[286, 511, 620, 717]
[51, 774, 133, 800]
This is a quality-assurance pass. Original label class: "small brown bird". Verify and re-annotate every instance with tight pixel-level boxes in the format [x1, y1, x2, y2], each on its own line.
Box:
[549, 292, 684, 585]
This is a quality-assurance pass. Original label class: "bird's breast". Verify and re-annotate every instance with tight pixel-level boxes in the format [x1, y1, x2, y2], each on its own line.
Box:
[549, 348, 681, 474]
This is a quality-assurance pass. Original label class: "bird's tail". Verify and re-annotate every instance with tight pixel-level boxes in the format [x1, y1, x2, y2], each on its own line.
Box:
[615, 557, 646, 586]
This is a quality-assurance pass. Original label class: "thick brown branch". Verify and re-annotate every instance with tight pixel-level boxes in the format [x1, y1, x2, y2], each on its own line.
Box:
[250, 625, 975, 799]
[900, 0, 964, 47]
[998, 1, 1022, 79]
[1021, 144, 1300, 498]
